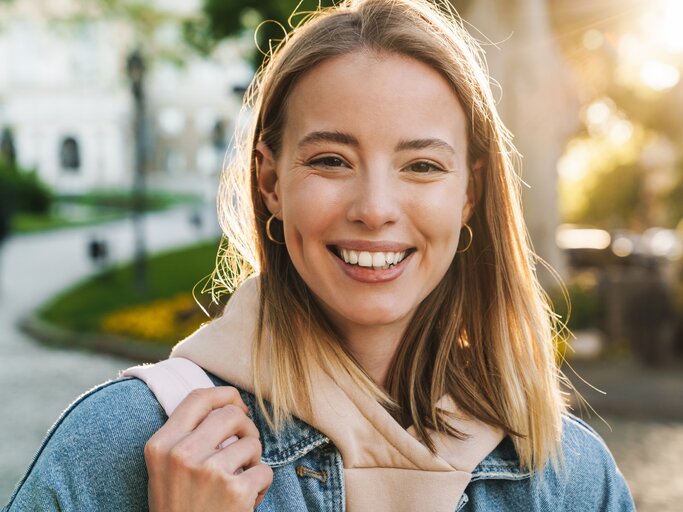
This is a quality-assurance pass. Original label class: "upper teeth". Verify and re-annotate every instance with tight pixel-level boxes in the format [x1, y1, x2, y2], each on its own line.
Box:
[338, 248, 407, 268]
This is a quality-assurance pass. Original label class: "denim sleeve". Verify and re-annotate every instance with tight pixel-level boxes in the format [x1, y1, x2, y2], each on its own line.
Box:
[3, 377, 166, 512]
[560, 415, 636, 511]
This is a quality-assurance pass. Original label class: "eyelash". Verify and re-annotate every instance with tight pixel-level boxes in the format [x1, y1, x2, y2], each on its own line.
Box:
[405, 161, 446, 174]
[308, 156, 348, 168]
[307, 156, 446, 174]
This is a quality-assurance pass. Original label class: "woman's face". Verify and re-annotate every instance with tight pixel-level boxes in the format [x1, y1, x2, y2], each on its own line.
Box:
[258, 51, 479, 337]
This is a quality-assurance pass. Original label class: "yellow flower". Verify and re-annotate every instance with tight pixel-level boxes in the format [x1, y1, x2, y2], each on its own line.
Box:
[101, 293, 208, 344]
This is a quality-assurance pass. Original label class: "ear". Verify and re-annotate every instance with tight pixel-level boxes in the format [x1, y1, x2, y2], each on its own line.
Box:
[462, 158, 484, 224]
[255, 141, 282, 219]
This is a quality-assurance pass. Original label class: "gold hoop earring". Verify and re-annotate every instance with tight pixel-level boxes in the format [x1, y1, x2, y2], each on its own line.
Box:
[457, 223, 473, 254]
[266, 214, 285, 245]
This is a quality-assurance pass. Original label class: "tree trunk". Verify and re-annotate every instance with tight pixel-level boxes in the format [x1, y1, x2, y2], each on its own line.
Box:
[463, 0, 577, 287]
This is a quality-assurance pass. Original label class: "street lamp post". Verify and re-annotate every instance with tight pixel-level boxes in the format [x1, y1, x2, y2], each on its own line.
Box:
[127, 49, 147, 294]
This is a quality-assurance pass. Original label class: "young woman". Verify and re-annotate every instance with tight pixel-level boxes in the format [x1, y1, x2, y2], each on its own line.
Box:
[4, 0, 635, 510]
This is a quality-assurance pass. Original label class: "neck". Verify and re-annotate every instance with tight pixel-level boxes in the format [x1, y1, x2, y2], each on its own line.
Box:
[339, 321, 408, 388]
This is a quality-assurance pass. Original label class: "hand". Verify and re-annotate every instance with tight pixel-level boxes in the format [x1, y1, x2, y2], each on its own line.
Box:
[144, 387, 273, 512]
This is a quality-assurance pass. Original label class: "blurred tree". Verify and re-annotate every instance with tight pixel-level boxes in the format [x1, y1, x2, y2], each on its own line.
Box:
[198, 0, 337, 68]
[25, 0, 206, 66]
[549, 0, 683, 230]
[196, 0, 479, 69]
[579, 162, 646, 229]
[0, 127, 16, 166]
[0, 155, 45, 285]
[0, 168, 15, 246]
[665, 160, 683, 227]
[0, 127, 52, 227]
[0, 160, 52, 217]
[0, 158, 52, 290]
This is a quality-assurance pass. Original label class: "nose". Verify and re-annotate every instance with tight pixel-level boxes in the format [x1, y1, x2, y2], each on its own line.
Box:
[346, 165, 400, 230]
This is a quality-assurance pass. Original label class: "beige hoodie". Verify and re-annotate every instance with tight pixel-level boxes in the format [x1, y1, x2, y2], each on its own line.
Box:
[171, 276, 504, 511]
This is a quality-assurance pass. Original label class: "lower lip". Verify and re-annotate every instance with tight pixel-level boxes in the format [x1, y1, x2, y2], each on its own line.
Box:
[329, 249, 413, 283]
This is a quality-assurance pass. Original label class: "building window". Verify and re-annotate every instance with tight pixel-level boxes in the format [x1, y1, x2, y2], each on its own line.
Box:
[60, 136, 81, 172]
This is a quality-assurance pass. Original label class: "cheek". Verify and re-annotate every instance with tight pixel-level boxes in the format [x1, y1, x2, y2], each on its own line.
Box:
[280, 178, 345, 255]
[413, 187, 467, 252]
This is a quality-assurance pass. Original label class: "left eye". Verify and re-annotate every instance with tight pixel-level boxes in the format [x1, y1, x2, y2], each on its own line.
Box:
[405, 161, 445, 173]
[308, 156, 347, 168]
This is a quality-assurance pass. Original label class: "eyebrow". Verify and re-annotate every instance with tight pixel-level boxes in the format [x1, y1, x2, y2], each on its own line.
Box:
[297, 131, 360, 148]
[297, 130, 456, 155]
[395, 138, 457, 155]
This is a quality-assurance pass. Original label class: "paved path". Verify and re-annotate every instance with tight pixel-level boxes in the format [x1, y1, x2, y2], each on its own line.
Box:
[567, 359, 683, 511]
[591, 415, 683, 512]
[567, 358, 683, 421]
[0, 205, 221, 501]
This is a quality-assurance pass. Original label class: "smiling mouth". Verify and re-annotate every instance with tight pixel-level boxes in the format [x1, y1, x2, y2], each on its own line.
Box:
[328, 246, 415, 270]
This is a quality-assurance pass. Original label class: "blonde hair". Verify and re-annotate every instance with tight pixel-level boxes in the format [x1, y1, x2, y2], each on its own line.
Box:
[212, 0, 567, 473]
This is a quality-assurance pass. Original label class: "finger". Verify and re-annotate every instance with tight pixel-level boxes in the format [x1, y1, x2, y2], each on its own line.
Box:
[188, 404, 260, 451]
[167, 405, 260, 464]
[209, 436, 263, 475]
[239, 463, 274, 505]
[218, 434, 239, 450]
[164, 387, 248, 434]
[221, 463, 273, 509]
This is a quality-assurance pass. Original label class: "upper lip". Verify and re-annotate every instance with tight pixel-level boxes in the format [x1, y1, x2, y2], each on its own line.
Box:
[327, 240, 415, 252]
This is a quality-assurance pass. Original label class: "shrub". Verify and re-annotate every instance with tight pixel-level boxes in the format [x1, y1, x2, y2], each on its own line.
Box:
[0, 159, 52, 215]
[0, 171, 16, 241]
[549, 273, 604, 332]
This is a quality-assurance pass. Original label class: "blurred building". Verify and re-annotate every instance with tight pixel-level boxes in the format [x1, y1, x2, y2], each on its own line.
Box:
[0, 0, 251, 195]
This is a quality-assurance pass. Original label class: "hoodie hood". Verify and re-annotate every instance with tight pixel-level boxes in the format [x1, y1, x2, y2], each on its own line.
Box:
[171, 276, 504, 511]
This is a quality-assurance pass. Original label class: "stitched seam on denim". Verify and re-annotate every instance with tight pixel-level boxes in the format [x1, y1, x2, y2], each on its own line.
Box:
[456, 492, 469, 511]
[3, 378, 125, 510]
[470, 470, 532, 482]
[257, 421, 328, 460]
[344, 466, 461, 472]
[472, 460, 522, 474]
[334, 448, 346, 512]
[231, 399, 328, 465]
[559, 471, 569, 510]
[472, 463, 531, 476]
[257, 424, 329, 464]
[564, 412, 599, 437]
[262, 435, 330, 466]
[475, 462, 520, 471]
[564, 413, 612, 453]
[223, 382, 330, 466]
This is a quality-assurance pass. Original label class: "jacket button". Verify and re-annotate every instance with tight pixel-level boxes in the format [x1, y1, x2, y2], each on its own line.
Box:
[296, 465, 328, 483]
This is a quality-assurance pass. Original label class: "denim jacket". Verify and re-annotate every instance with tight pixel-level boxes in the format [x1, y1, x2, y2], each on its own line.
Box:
[4, 372, 635, 511]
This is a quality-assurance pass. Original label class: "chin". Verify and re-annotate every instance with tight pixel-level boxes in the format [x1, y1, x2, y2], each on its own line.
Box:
[336, 304, 411, 328]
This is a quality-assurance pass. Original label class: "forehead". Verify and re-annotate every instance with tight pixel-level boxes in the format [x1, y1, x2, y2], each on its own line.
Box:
[281, 51, 468, 156]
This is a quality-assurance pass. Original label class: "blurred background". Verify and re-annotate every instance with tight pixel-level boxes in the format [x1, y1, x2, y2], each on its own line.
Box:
[0, 0, 681, 509]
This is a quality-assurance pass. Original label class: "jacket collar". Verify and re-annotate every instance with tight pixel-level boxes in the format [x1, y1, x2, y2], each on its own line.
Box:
[204, 370, 330, 464]
[206, 369, 528, 481]
[176, 276, 506, 511]
[470, 436, 531, 481]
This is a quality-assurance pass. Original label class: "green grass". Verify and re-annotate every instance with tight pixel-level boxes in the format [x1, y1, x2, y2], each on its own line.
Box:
[60, 189, 202, 210]
[39, 239, 223, 332]
[12, 211, 125, 233]
[12, 189, 203, 234]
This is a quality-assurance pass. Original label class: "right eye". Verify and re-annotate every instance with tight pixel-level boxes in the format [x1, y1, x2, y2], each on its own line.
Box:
[307, 156, 348, 168]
